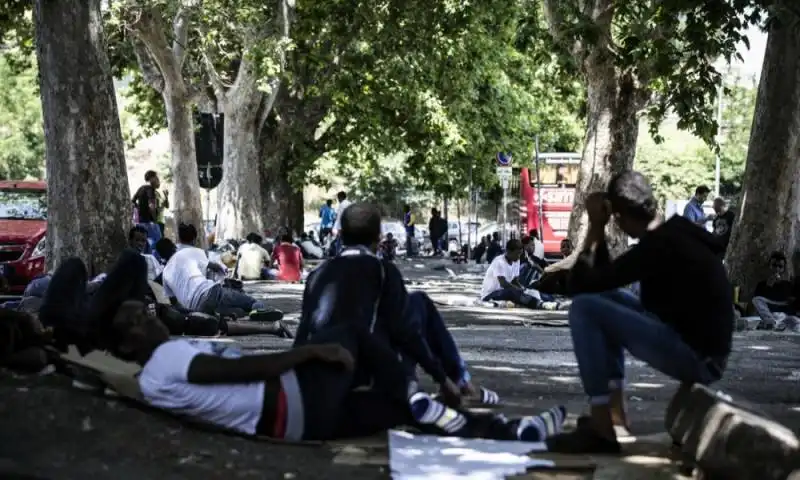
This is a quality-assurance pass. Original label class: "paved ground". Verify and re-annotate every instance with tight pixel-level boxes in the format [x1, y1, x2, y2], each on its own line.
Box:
[1, 260, 799, 479]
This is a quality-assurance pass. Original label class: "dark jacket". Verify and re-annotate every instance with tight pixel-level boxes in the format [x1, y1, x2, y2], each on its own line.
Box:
[568, 216, 733, 358]
[293, 247, 447, 385]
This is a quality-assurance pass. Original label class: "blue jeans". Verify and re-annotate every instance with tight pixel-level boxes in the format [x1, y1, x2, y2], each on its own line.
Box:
[483, 287, 540, 308]
[199, 284, 265, 315]
[403, 292, 469, 385]
[568, 290, 723, 404]
[519, 264, 541, 288]
[137, 222, 162, 252]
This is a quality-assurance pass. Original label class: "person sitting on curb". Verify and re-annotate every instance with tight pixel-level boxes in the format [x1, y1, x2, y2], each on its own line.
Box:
[750, 251, 794, 330]
[545, 171, 732, 454]
[480, 239, 542, 309]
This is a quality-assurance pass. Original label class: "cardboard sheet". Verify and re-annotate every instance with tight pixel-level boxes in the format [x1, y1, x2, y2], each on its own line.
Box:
[388, 430, 593, 480]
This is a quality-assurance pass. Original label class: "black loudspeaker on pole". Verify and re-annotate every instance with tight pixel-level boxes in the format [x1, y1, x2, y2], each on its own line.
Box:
[195, 112, 224, 190]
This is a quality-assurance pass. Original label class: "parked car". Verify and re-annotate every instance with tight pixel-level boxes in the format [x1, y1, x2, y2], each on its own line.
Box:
[0, 181, 47, 293]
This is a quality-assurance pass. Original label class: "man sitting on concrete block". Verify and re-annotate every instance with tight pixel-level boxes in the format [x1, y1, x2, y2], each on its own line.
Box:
[546, 171, 733, 454]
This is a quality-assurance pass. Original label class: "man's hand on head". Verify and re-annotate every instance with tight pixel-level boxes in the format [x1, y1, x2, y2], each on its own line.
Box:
[585, 192, 611, 227]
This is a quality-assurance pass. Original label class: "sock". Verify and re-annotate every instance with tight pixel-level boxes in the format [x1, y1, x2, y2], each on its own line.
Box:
[478, 387, 500, 405]
[409, 392, 467, 433]
[517, 405, 567, 441]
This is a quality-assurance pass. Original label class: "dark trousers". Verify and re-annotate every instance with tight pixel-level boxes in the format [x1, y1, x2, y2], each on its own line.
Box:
[294, 324, 416, 440]
[484, 287, 540, 308]
[40, 250, 150, 353]
[402, 292, 467, 384]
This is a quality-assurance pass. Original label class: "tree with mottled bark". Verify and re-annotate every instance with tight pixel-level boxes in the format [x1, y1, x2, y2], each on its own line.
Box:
[725, 1, 800, 299]
[111, 2, 206, 246]
[198, 0, 292, 240]
[542, 0, 762, 253]
[33, 0, 130, 273]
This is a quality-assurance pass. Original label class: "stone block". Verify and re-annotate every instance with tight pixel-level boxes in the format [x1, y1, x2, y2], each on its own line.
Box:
[667, 384, 799, 480]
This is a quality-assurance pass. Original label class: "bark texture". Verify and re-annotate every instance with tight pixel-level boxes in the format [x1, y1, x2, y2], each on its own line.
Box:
[34, 0, 131, 274]
[568, 63, 642, 254]
[544, 0, 644, 256]
[259, 124, 305, 234]
[130, 8, 205, 247]
[212, 57, 266, 240]
[725, 13, 800, 299]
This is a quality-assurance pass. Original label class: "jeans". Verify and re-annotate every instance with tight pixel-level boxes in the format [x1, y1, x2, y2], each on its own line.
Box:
[402, 291, 469, 385]
[568, 290, 723, 404]
[137, 222, 162, 252]
[752, 296, 792, 327]
[199, 284, 265, 315]
[405, 235, 414, 257]
[483, 287, 540, 308]
[519, 264, 541, 288]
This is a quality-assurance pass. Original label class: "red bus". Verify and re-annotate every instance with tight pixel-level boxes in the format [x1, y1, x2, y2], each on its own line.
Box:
[517, 153, 581, 256]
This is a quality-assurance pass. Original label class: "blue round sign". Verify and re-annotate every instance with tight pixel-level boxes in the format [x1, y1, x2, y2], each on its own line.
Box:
[496, 152, 512, 166]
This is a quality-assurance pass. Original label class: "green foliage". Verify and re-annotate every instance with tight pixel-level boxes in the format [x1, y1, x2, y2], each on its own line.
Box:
[636, 76, 757, 205]
[544, 0, 765, 147]
[0, 50, 44, 180]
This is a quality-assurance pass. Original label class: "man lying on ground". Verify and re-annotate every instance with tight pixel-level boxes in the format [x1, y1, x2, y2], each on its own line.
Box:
[40, 251, 292, 351]
[299, 232, 324, 260]
[116, 300, 566, 442]
[751, 251, 795, 330]
[545, 171, 732, 454]
[161, 225, 283, 321]
[294, 202, 500, 406]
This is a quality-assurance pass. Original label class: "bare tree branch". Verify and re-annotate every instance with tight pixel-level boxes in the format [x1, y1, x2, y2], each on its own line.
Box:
[129, 8, 184, 92]
[198, 43, 228, 102]
[172, 6, 190, 70]
[131, 37, 165, 93]
[542, 0, 583, 58]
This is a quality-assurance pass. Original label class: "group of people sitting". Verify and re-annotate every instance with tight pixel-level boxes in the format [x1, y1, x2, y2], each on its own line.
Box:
[745, 251, 800, 332]
[1, 169, 736, 456]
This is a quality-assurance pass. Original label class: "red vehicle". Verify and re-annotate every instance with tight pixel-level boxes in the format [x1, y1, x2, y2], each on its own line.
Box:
[0, 180, 47, 293]
[517, 153, 581, 256]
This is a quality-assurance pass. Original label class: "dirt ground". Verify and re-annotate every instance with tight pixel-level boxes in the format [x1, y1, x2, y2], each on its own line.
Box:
[2, 264, 799, 479]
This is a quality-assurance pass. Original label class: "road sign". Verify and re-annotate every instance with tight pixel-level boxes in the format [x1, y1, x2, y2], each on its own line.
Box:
[496, 166, 512, 189]
[496, 152, 512, 167]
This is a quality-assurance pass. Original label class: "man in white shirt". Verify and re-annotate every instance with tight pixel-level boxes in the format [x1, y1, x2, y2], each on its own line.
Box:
[129, 226, 163, 281]
[480, 239, 541, 308]
[529, 229, 545, 260]
[331, 191, 352, 254]
[162, 225, 281, 320]
[237, 233, 271, 280]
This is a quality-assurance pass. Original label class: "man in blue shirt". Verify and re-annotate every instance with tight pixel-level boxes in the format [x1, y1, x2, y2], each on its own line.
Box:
[319, 199, 336, 244]
[683, 185, 711, 226]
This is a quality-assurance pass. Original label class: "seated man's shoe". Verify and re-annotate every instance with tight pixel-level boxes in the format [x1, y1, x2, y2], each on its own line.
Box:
[546, 424, 621, 454]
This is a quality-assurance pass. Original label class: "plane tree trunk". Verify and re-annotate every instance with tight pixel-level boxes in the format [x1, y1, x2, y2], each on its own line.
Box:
[34, 0, 131, 274]
[725, 10, 800, 300]
[129, 7, 205, 246]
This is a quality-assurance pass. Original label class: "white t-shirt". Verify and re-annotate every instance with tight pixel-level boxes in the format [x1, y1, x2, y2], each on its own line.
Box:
[480, 254, 521, 300]
[333, 199, 352, 232]
[162, 246, 216, 310]
[138, 339, 265, 435]
[238, 243, 271, 280]
[142, 253, 163, 282]
[532, 238, 545, 260]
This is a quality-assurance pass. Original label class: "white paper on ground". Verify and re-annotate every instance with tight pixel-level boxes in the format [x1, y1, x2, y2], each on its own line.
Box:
[389, 430, 551, 480]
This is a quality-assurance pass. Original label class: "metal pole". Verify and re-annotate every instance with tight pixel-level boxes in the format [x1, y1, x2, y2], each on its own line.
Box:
[534, 135, 544, 237]
[467, 163, 472, 251]
[714, 80, 724, 197]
